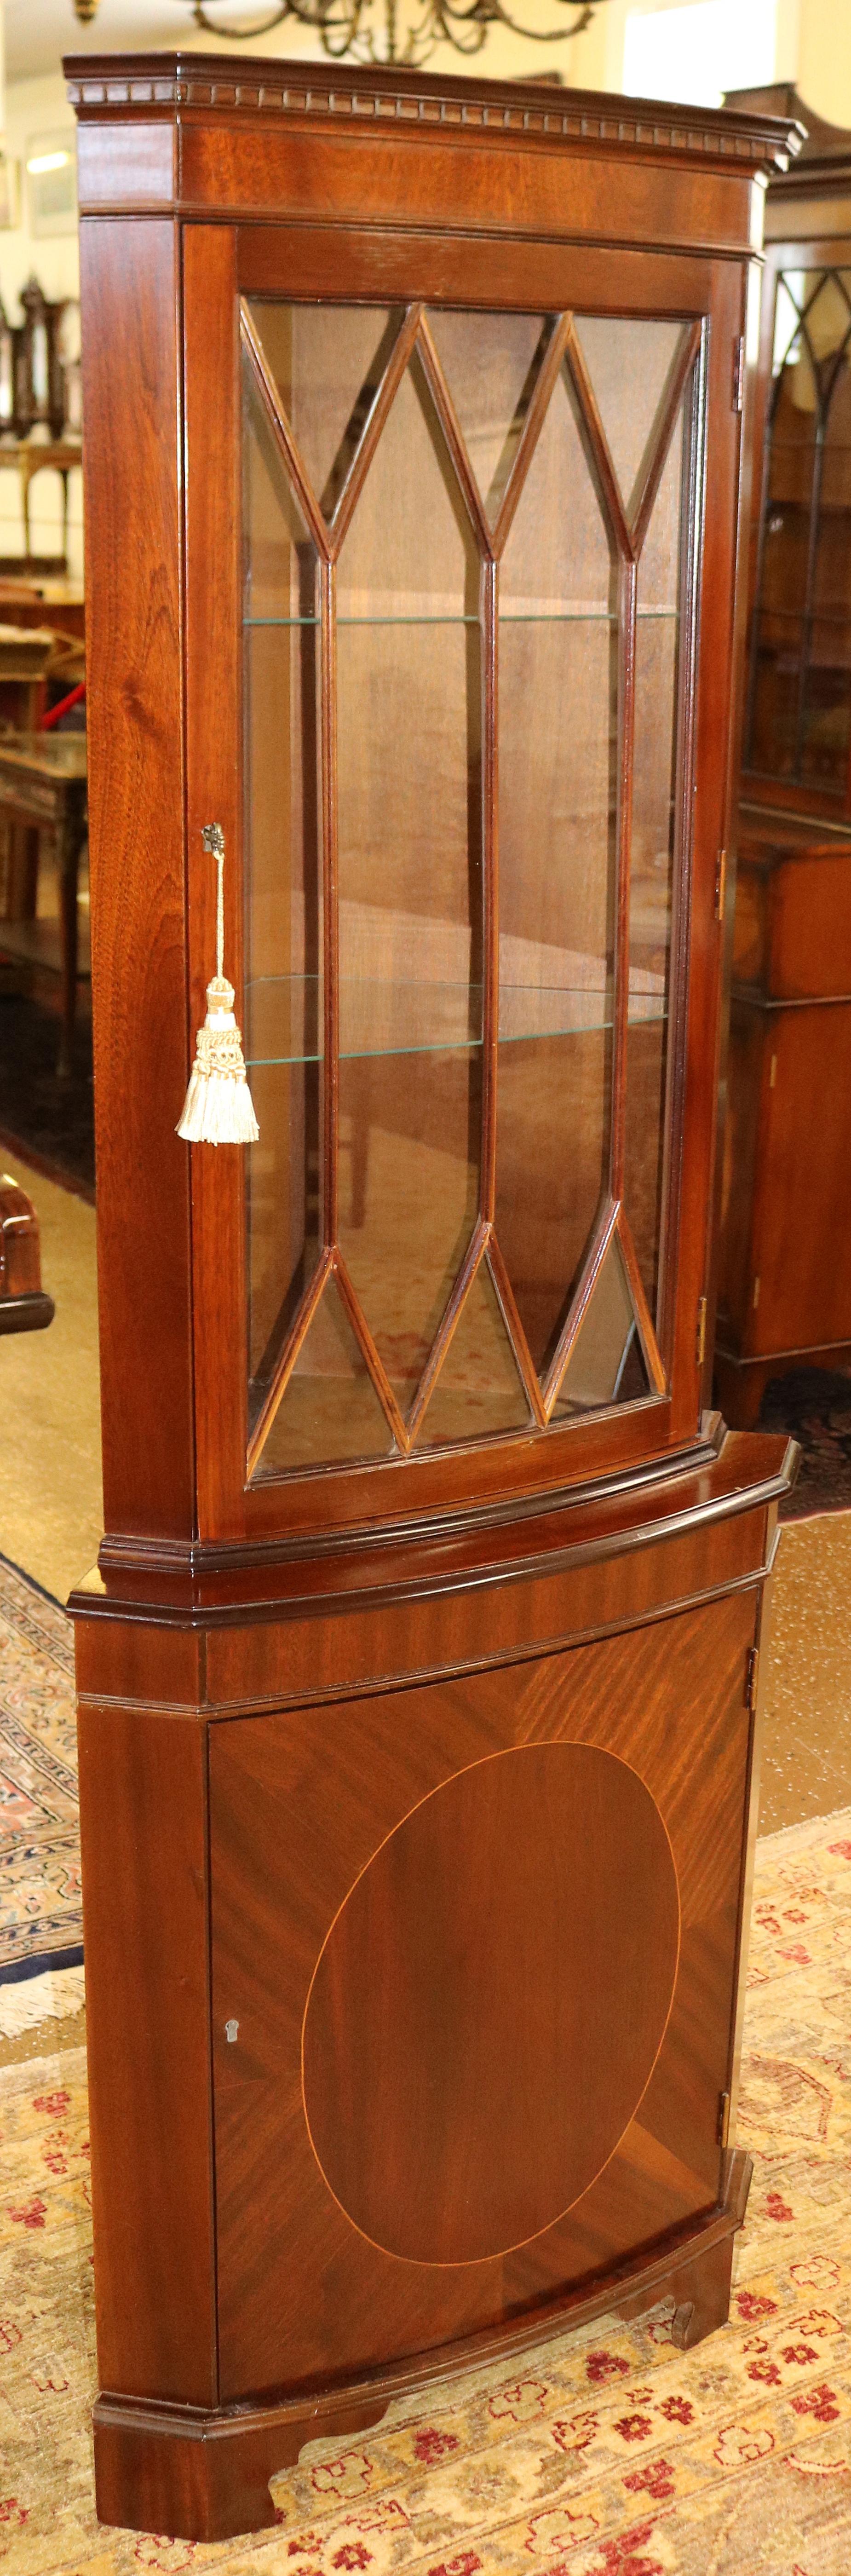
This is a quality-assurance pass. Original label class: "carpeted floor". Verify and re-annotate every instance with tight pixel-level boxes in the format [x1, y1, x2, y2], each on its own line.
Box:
[760, 1369, 851, 1524]
[0, 1557, 81, 1983]
[0, 1804, 849, 2572]
[0, 1154, 102, 1603]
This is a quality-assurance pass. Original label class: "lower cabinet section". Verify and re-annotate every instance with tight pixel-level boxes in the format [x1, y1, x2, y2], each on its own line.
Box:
[209, 1588, 758, 2403]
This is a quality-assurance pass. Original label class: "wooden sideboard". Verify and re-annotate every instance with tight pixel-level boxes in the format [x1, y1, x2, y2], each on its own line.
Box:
[716, 806, 851, 1423]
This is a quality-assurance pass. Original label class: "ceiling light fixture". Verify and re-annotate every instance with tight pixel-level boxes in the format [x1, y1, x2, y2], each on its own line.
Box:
[190, 0, 599, 60]
[70, 0, 604, 68]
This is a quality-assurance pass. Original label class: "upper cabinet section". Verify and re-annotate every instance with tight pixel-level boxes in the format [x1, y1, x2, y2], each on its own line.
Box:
[68, 59, 803, 1548]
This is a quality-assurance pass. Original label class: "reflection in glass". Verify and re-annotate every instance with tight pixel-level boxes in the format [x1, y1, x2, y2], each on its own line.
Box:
[552, 1235, 649, 1418]
[240, 299, 696, 1482]
[573, 317, 685, 519]
[336, 356, 483, 1416]
[496, 361, 617, 1377]
[247, 301, 402, 519]
[625, 404, 684, 1320]
[417, 1263, 531, 1446]
[242, 350, 322, 1423]
[427, 308, 550, 524]
[258, 1279, 393, 1474]
[747, 268, 851, 788]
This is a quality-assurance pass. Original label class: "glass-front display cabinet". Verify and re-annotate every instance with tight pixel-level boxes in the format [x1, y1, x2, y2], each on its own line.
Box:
[68, 55, 796, 2545]
[716, 86, 851, 1424]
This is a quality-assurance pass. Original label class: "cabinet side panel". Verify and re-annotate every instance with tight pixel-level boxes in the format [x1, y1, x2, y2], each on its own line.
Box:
[79, 216, 195, 1543]
[77, 1700, 217, 2405]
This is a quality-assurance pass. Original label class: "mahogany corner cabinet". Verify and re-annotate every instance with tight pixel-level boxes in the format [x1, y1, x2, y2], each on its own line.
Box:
[67, 55, 799, 2545]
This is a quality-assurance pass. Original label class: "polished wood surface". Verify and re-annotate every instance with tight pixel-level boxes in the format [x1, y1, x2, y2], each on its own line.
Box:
[79, 217, 195, 1541]
[77, 1705, 217, 2406]
[717, 811, 851, 1420]
[0, 1173, 53, 1333]
[302, 1741, 681, 2265]
[68, 55, 797, 2542]
[208, 1588, 757, 2400]
[92, 2150, 751, 2545]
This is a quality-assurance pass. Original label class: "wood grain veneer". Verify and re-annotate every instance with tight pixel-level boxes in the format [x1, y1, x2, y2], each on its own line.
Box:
[69, 56, 798, 2542]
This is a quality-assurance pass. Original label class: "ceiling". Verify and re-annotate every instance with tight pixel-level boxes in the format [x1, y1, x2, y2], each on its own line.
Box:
[5, 0, 291, 86]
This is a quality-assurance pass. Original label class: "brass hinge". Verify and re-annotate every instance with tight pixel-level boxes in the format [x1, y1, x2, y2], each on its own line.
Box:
[717, 2088, 731, 2148]
[696, 1295, 707, 1368]
[746, 1645, 760, 1713]
[732, 334, 745, 411]
[715, 847, 727, 922]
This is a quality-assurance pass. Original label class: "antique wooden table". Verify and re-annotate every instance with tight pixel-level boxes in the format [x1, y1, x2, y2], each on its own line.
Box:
[0, 731, 87, 1075]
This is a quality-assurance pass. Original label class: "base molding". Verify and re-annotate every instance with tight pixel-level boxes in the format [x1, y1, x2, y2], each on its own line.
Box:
[92, 2149, 752, 2543]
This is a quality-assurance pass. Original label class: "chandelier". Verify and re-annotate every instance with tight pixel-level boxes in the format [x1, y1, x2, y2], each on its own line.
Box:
[71, 0, 603, 70]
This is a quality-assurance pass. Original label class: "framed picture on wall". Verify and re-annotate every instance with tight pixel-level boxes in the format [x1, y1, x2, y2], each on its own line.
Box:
[26, 133, 77, 238]
[0, 156, 21, 230]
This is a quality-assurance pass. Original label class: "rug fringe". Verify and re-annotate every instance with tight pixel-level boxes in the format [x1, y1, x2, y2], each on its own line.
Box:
[0, 1964, 85, 2040]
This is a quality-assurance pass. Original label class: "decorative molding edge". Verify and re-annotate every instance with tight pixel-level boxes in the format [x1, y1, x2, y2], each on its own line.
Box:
[64, 55, 802, 176]
[90, 2153, 752, 2544]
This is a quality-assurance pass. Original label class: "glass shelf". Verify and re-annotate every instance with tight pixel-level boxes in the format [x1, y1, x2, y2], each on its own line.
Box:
[245, 974, 666, 1068]
[243, 608, 678, 628]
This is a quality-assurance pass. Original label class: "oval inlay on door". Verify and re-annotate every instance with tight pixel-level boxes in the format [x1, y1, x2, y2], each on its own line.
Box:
[302, 1742, 680, 2265]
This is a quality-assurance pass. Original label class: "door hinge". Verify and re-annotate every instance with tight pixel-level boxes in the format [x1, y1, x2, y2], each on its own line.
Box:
[717, 2088, 731, 2148]
[715, 847, 727, 922]
[746, 1645, 760, 1713]
[732, 334, 745, 411]
[696, 1295, 707, 1368]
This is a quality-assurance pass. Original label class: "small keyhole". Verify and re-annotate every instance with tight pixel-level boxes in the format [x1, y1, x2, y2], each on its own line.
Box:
[224, 2018, 239, 2044]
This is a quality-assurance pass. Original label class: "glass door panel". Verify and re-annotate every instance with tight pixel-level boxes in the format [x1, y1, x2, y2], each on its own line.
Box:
[747, 268, 851, 790]
[336, 357, 484, 1418]
[242, 352, 322, 1422]
[240, 296, 702, 1478]
[625, 401, 686, 1321]
[258, 1276, 393, 1475]
[495, 363, 618, 1380]
[573, 316, 685, 519]
[552, 1234, 649, 1419]
[246, 300, 403, 522]
[427, 308, 550, 526]
[417, 1263, 531, 1446]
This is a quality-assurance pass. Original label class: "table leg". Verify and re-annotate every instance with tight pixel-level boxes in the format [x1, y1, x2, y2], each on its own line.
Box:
[19, 458, 31, 562]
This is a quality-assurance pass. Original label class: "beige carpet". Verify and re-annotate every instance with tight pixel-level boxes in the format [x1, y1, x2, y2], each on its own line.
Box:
[0, 1153, 101, 1602]
[0, 1804, 850, 2574]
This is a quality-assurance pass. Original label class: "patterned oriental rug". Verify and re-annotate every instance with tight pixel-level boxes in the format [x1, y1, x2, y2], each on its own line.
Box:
[0, 1804, 849, 2573]
[0, 1555, 82, 1984]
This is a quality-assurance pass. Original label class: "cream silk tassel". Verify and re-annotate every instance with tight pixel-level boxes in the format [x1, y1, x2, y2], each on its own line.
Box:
[177, 825, 260, 1147]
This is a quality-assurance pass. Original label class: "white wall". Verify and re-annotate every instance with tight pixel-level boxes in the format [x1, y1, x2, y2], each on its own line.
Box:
[0, 71, 80, 576]
[565, 0, 851, 115]
[2, 0, 851, 587]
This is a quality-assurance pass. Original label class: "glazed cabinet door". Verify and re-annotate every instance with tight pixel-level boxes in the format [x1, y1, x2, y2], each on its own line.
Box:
[209, 1585, 758, 2402]
[184, 225, 745, 1541]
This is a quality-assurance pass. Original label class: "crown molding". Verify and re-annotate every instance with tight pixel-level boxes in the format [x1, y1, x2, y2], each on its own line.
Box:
[64, 51, 804, 179]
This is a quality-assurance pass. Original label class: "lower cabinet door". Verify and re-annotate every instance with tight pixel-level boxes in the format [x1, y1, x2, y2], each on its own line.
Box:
[209, 1586, 758, 2401]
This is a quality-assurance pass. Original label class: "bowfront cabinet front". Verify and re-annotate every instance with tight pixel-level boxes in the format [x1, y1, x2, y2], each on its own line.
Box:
[68, 54, 796, 2544]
